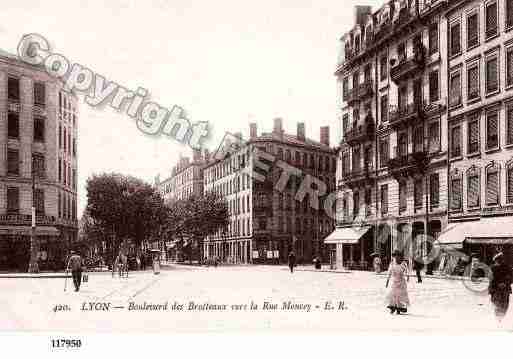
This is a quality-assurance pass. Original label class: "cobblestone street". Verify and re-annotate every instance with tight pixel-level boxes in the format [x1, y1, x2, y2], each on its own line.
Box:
[1, 265, 511, 332]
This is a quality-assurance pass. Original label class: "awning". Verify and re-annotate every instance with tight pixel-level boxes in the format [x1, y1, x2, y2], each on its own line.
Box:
[0, 226, 60, 236]
[437, 217, 513, 248]
[324, 226, 371, 244]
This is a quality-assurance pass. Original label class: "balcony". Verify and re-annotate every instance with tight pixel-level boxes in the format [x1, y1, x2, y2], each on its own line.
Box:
[345, 81, 373, 105]
[0, 213, 56, 226]
[389, 102, 424, 129]
[345, 120, 375, 145]
[390, 47, 426, 84]
[341, 165, 375, 189]
[387, 150, 429, 179]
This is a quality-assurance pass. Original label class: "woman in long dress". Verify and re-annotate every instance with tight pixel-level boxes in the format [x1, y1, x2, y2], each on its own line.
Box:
[385, 250, 410, 314]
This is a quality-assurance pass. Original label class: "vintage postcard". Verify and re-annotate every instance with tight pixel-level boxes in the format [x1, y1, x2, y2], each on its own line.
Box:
[1, 0, 513, 354]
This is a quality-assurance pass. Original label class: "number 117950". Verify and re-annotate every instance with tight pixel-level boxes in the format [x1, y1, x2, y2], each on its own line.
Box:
[51, 339, 82, 349]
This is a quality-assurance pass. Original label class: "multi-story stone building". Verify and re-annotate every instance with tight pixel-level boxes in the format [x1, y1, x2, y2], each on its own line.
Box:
[156, 150, 206, 203]
[331, 1, 451, 271]
[203, 119, 337, 264]
[437, 0, 513, 267]
[0, 50, 79, 271]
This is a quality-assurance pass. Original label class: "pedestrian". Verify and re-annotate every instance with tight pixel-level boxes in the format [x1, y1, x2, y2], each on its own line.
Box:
[288, 251, 296, 273]
[373, 255, 382, 274]
[385, 250, 410, 315]
[488, 252, 513, 322]
[413, 255, 423, 283]
[66, 250, 84, 292]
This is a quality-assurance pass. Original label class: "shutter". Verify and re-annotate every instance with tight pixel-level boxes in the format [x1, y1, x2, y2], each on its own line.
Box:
[468, 121, 479, 153]
[486, 3, 498, 38]
[468, 175, 480, 207]
[467, 13, 478, 47]
[507, 50, 513, 86]
[414, 179, 423, 208]
[487, 171, 499, 205]
[508, 0, 513, 28]
[487, 112, 498, 148]
[468, 66, 479, 99]
[450, 73, 461, 106]
[430, 71, 439, 102]
[430, 174, 439, 206]
[507, 105, 513, 145]
[486, 58, 498, 93]
[508, 167, 513, 203]
[451, 23, 460, 55]
[452, 179, 462, 209]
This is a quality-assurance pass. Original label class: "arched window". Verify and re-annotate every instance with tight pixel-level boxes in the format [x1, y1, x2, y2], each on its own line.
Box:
[485, 161, 500, 205]
[466, 165, 481, 208]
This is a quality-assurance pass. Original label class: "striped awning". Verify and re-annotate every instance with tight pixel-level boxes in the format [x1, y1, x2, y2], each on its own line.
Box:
[0, 226, 60, 236]
[437, 217, 513, 248]
[324, 226, 371, 244]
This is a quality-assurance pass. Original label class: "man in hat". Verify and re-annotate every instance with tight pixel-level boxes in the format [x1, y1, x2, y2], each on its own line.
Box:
[66, 250, 84, 292]
[488, 252, 513, 321]
[288, 251, 296, 273]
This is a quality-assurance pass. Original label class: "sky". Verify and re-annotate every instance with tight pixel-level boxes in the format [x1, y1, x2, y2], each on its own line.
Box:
[1, 0, 381, 216]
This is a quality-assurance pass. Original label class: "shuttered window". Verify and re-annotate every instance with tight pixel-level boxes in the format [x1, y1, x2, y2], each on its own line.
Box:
[32, 153, 46, 179]
[353, 148, 361, 172]
[381, 184, 388, 214]
[486, 111, 499, 149]
[450, 72, 461, 107]
[413, 126, 423, 153]
[485, 2, 498, 39]
[428, 122, 440, 153]
[379, 138, 389, 168]
[486, 170, 499, 205]
[414, 178, 423, 209]
[430, 174, 439, 208]
[451, 126, 462, 157]
[467, 65, 480, 100]
[34, 189, 45, 216]
[381, 95, 388, 123]
[450, 22, 461, 56]
[508, 0, 513, 29]
[399, 181, 407, 213]
[8, 77, 19, 100]
[7, 187, 19, 214]
[507, 48, 513, 87]
[451, 178, 463, 210]
[34, 82, 45, 106]
[467, 13, 479, 48]
[486, 56, 498, 94]
[468, 174, 480, 207]
[468, 119, 480, 154]
[429, 23, 438, 55]
[353, 191, 360, 216]
[508, 166, 513, 203]
[7, 150, 19, 176]
[507, 104, 513, 145]
[8, 113, 19, 139]
[429, 70, 439, 102]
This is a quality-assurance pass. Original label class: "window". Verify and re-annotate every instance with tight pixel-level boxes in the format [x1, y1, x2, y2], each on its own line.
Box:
[342, 114, 349, 139]
[342, 77, 349, 99]
[428, 23, 438, 55]
[59, 124, 62, 149]
[429, 70, 439, 102]
[8, 113, 19, 139]
[507, 47, 513, 87]
[508, 0, 513, 29]
[379, 137, 389, 168]
[380, 184, 388, 214]
[486, 55, 499, 94]
[397, 43, 406, 62]
[430, 174, 439, 208]
[34, 117, 45, 142]
[353, 72, 359, 90]
[364, 65, 371, 83]
[467, 63, 480, 100]
[428, 121, 440, 153]
[467, 12, 479, 48]
[486, 110, 499, 150]
[486, 165, 500, 205]
[450, 71, 462, 107]
[398, 85, 407, 110]
[467, 167, 480, 208]
[380, 56, 387, 81]
[34, 189, 45, 216]
[32, 153, 45, 179]
[353, 191, 360, 217]
[58, 192, 62, 218]
[507, 163, 513, 203]
[352, 147, 361, 172]
[413, 126, 423, 153]
[451, 177, 463, 210]
[507, 103, 513, 145]
[451, 125, 462, 158]
[7, 187, 19, 214]
[58, 158, 62, 183]
[450, 22, 461, 56]
[381, 95, 388, 123]
[364, 187, 372, 216]
[468, 116, 480, 154]
[34, 82, 45, 106]
[485, 1, 498, 39]
[414, 178, 423, 209]
[7, 150, 19, 176]
[399, 181, 407, 213]
[8, 77, 20, 100]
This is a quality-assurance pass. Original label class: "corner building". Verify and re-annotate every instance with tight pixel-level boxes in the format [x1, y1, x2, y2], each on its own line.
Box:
[203, 119, 337, 264]
[332, 1, 450, 271]
[0, 51, 79, 271]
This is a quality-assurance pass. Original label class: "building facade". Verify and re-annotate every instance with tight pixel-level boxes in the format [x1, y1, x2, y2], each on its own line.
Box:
[332, 1, 451, 271]
[0, 51, 79, 271]
[203, 119, 337, 264]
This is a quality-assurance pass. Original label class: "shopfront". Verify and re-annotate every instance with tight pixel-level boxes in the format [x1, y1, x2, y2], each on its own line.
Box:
[324, 225, 374, 270]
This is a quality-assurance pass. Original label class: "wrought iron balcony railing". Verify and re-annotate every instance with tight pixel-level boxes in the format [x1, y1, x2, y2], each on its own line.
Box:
[389, 102, 424, 129]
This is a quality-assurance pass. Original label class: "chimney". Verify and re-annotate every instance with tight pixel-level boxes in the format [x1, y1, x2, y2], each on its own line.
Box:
[320, 126, 330, 146]
[297, 122, 305, 141]
[354, 5, 372, 25]
[273, 117, 283, 138]
[249, 123, 257, 139]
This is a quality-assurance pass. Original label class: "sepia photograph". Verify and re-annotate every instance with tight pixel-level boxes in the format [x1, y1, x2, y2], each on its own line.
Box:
[0, 0, 512, 356]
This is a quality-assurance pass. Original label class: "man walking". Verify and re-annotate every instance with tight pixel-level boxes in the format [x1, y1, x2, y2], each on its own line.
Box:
[66, 250, 84, 292]
[288, 251, 296, 273]
[489, 252, 513, 322]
